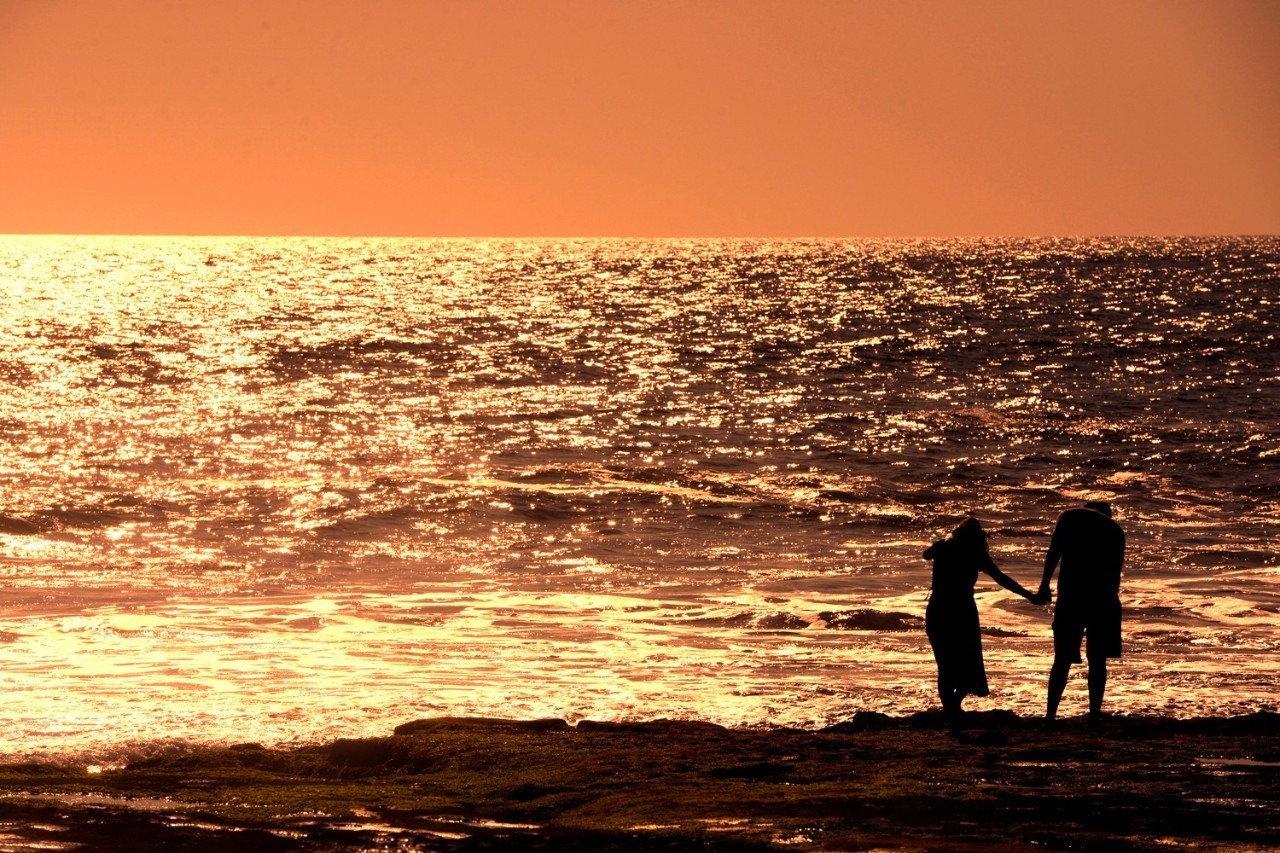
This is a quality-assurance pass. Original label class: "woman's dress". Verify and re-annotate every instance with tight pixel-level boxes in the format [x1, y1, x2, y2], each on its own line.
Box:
[924, 539, 990, 697]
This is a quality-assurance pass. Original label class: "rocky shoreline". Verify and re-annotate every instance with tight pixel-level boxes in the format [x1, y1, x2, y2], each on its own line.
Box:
[0, 711, 1276, 851]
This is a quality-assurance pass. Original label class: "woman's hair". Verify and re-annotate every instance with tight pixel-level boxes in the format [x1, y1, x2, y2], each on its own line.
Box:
[950, 516, 990, 556]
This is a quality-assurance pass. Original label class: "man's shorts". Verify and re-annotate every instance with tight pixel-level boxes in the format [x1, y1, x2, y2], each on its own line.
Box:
[1053, 598, 1122, 664]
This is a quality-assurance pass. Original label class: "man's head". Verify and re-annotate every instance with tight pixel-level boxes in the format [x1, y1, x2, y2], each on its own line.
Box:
[1084, 500, 1113, 518]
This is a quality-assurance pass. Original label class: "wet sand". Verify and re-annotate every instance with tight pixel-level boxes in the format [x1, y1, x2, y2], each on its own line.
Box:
[0, 712, 1276, 851]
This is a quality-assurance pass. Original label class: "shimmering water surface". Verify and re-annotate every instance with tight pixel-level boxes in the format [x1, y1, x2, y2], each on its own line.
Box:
[0, 236, 1276, 761]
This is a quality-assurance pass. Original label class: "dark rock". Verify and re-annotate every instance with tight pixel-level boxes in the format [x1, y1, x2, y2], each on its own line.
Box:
[824, 711, 895, 733]
[966, 709, 1024, 729]
[904, 711, 950, 729]
[575, 719, 728, 734]
[393, 717, 570, 736]
[708, 761, 792, 780]
[1216, 711, 1280, 736]
[951, 729, 1011, 746]
[504, 782, 553, 802]
[329, 737, 394, 767]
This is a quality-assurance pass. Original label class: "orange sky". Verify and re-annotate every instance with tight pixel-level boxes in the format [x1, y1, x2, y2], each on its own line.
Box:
[1, 0, 1277, 237]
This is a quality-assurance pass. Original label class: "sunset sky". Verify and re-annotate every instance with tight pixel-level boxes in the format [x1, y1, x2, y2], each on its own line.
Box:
[1, 0, 1277, 238]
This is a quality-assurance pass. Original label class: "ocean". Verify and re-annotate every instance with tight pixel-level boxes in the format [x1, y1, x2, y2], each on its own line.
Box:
[0, 235, 1276, 763]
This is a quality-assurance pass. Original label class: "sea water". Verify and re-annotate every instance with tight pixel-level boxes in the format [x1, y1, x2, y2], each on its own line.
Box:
[0, 236, 1276, 761]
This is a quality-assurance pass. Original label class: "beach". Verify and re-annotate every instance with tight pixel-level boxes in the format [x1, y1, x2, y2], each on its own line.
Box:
[0, 712, 1276, 851]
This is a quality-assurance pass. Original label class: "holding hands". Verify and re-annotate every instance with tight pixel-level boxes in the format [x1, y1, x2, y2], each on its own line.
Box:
[983, 559, 1048, 608]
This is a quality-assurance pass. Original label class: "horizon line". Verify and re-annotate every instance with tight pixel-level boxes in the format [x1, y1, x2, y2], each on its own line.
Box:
[3, 232, 1278, 241]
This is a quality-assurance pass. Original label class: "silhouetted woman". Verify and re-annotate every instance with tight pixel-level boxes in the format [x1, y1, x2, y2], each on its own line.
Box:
[924, 517, 1037, 723]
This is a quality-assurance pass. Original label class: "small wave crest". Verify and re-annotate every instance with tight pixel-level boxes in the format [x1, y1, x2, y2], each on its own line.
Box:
[817, 609, 923, 632]
[679, 611, 810, 631]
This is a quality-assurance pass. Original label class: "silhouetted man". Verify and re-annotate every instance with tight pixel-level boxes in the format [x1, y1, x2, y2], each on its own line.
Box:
[1036, 501, 1125, 726]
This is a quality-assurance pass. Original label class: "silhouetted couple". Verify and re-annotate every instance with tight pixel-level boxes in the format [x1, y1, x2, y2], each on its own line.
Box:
[923, 502, 1125, 726]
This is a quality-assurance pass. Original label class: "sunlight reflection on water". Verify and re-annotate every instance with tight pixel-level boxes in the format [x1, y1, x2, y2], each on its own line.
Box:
[0, 235, 1277, 759]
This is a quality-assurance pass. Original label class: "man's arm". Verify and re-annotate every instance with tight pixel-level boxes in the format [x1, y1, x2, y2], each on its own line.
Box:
[1035, 522, 1062, 606]
[1036, 547, 1058, 605]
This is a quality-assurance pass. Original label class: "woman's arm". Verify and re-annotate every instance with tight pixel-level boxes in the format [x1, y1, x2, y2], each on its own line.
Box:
[981, 556, 1036, 600]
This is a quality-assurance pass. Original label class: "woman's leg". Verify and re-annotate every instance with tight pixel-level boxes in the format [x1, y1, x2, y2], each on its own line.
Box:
[938, 667, 963, 720]
[937, 669, 953, 709]
[944, 689, 966, 722]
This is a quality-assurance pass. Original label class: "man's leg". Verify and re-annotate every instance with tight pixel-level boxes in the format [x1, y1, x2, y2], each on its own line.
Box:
[1046, 656, 1071, 723]
[1087, 651, 1108, 721]
[1047, 620, 1082, 723]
